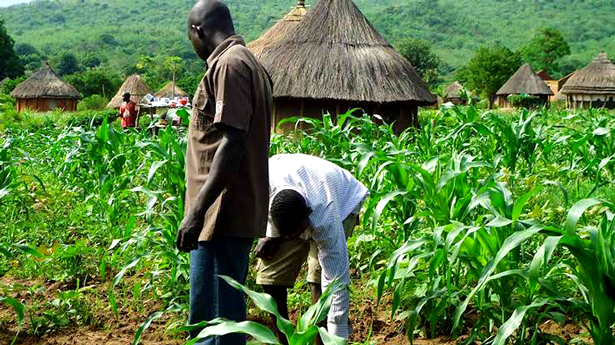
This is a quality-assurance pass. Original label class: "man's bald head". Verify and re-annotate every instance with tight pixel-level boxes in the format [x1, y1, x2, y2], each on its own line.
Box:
[188, 0, 235, 37]
[188, 0, 236, 61]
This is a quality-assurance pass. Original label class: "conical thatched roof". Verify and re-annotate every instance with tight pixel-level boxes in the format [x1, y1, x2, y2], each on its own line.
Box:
[11, 63, 80, 99]
[561, 53, 615, 95]
[496, 64, 554, 96]
[248, 1, 308, 59]
[155, 81, 188, 98]
[258, 0, 436, 105]
[107, 75, 151, 108]
[444, 81, 466, 99]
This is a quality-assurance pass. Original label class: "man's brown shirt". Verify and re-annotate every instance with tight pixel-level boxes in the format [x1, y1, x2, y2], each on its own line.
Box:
[186, 35, 273, 241]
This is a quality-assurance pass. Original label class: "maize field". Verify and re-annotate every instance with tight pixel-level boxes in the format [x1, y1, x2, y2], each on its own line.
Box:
[1, 105, 614, 345]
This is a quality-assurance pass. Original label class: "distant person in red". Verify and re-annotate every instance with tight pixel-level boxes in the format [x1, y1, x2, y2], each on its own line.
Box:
[119, 92, 137, 128]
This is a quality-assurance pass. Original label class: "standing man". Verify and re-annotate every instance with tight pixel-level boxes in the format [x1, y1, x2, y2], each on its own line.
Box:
[255, 154, 369, 341]
[119, 92, 137, 128]
[177, 1, 273, 344]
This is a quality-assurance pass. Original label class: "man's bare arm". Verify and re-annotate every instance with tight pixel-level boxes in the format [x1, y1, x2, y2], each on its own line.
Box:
[176, 125, 248, 252]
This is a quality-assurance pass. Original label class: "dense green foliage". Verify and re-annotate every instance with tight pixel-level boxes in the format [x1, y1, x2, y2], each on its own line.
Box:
[1, 105, 614, 344]
[1, 0, 613, 80]
[0, 18, 23, 80]
[521, 28, 572, 77]
[397, 38, 443, 87]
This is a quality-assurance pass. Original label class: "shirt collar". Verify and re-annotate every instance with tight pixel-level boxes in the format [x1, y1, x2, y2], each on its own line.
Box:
[206, 35, 246, 67]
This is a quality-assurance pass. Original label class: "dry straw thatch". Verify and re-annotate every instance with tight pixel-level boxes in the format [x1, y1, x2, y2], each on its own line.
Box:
[258, 0, 436, 105]
[444, 81, 466, 99]
[561, 53, 615, 95]
[155, 81, 189, 99]
[496, 64, 553, 96]
[10, 62, 80, 99]
[107, 75, 152, 108]
[247, 0, 308, 59]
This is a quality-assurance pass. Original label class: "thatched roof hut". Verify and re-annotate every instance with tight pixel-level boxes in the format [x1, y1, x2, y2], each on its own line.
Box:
[443, 81, 469, 105]
[496, 64, 553, 108]
[10, 62, 80, 112]
[247, 0, 308, 59]
[255, 0, 436, 133]
[155, 81, 188, 99]
[560, 53, 615, 109]
[107, 75, 151, 109]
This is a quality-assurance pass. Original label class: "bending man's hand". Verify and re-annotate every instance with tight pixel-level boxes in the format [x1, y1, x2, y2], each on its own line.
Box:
[176, 211, 204, 252]
[254, 238, 280, 260]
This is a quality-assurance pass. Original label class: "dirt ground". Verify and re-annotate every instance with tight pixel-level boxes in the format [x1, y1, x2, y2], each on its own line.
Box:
[0, 276, 593, 345]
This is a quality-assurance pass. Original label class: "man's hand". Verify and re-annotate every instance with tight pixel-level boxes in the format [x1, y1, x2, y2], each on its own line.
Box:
[254, 238, 280, 260]
[176, 211, 204, 252]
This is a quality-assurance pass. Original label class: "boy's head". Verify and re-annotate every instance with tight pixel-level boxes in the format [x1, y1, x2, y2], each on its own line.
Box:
[270, 189, 312, 238]
[187, 0, 236, 61]
[122, 92, 131, 102]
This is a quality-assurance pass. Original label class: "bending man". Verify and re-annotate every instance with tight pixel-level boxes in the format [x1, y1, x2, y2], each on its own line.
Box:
[255, 154, 369, 340]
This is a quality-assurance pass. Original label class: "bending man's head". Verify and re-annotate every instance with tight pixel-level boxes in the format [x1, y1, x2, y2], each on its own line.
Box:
[123, 92, 131, 103]
[187, 0, 236, 61]
[270, 190, 312, 238]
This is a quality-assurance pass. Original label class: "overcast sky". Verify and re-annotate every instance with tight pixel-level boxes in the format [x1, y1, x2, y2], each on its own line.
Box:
[0, 0, 31, 7]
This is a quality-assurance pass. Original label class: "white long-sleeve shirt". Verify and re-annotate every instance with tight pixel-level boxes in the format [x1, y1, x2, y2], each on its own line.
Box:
[267, 154, 369, 339]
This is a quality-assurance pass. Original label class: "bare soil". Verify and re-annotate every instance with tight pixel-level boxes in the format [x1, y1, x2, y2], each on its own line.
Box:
[0, 276, 594, 345]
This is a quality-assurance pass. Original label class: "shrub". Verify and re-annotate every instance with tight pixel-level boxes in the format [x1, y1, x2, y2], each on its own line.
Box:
[78, 95, 109, 111]
[507, 94, 543, 108]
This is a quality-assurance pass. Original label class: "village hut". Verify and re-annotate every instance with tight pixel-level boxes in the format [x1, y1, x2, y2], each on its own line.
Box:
[495, 64, 553, 108]
[155, 81, 188, 99]
[560, 53, 615, 109]
[107, 75, 151, 108]
[10, 62, 80, 112]
[443, 81, 469, 105]
[247, 0, 308, 59]
[537, 70, 558, 102]
[255, 0, 436, 133]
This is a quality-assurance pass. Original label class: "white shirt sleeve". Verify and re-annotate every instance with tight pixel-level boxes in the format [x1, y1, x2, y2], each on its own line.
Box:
[311, 204, 351, 339]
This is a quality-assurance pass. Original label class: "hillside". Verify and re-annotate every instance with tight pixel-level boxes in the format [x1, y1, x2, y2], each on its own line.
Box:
[0, 0, 613, 79]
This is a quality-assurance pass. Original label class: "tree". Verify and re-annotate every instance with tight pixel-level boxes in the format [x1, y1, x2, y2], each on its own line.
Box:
[82, 54, 102, 69]
[57, 53, 82, 76]
[397, 38, 442, 86]
[456, 45, 523, 108]
[522, 28, 571, 77]
[64, 68, 122, 98]
[0, 19, 24, 80]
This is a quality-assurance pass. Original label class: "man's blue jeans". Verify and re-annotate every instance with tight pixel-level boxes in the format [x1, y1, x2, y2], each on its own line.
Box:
[189, 237, 254, 345]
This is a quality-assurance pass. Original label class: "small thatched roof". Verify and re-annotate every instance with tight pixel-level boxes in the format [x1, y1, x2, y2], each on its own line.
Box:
[10, 63, 80, 99]
[561, 53, 615, 95]
[536, 70, 554, 81]
[496, 64, 554, 96]
[107, 75, 152, 108]
[248, 0, 308, 59]
[444, 81, 466, 99]
[155, 81, 188, 99]
[257, 0, 436, 105]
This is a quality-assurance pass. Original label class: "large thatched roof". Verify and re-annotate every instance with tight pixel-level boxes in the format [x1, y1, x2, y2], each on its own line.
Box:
[247, 1, 308, 59]
[155, 81, 188, 99]
[561, 53, 615, 95]
[496, 64, 554, 96]
[257, 0, 436, 105]
[107, 75, 152, 108]
[11, 63, 80, 99]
